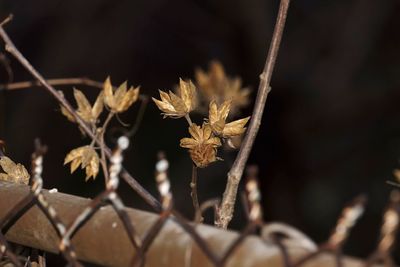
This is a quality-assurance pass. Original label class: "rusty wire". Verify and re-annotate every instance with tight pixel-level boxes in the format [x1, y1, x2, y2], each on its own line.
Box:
[0, 142, 399, 267]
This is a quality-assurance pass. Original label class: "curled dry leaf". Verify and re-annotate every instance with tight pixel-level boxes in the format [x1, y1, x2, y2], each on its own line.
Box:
[180, 123, 221, 168]
[0, 156, 30, 185]
[104, 77, 140, 113]
[64, 146, 99, 181]
[208, 100, 250, 138]
[195, 60, 251, 114]
[59, 89, 104, 124]
[152, 78, 197, 118]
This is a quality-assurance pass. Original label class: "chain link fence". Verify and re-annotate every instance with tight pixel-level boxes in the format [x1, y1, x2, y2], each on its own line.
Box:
[0, 139, 398, 267]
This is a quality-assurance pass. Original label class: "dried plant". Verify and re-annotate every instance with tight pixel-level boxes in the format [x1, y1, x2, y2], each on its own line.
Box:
[152, 78, 196, 119]
[208, 100, 250, 139]
[153, 79, 250, 168]
[61, 89, 104, 125]
[153, 77, 250, 219]
[103, 77, 140, 113]
[64, 145, 100, 181]
[195, 60, 251, 115]
[180, 123, 222, 168]
[0, 156, 30, 185]
[61, 78, 140, 182]
[2, 2, 400, 267]
[0, 0, 288, 239]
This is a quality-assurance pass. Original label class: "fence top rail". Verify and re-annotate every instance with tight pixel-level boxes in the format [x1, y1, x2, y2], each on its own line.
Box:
[0, 181, 374, 267]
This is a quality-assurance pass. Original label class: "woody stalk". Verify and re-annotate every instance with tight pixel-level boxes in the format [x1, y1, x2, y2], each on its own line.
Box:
[215, 0, 290, 229]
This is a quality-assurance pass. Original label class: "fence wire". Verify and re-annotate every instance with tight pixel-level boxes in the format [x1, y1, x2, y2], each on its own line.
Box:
[0, 138, 399, 267]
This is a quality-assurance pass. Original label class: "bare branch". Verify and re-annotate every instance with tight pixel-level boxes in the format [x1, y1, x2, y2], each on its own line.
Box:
[0, 25, 161, 211]
[216, 0, 290, 229]
[0, 15, 13, 28]
[0, 77, 104, 91]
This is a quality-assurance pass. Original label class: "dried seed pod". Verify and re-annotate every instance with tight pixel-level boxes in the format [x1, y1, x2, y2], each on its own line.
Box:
[152, 78, 197, 118]
[180, 123, 221, 168]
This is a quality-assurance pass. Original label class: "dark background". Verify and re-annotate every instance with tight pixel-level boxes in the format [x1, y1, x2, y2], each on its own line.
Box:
[0, 0, 400, 263]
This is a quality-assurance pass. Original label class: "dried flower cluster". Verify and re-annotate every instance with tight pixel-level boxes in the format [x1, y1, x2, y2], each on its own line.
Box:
[64, 146, 99, 181]
[104, 77, 140, 113]
[153, 73, 250, 168]
[195, 61, 251, 115]
[152, 78, 196, 118]
[61, 77, 140, 181]
[180, 124, 221, 168]
[0, 156, 30, 185]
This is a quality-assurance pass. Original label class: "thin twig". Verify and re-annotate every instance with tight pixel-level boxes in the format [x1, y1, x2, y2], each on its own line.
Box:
[98, 112, 115, 185]
[0, 77, 104, 91]
[0, 15, 13, 28]
[194, 198, 220, 223]
[0, 25, 161, 211]
[216, 0, 290, 229]
[125, 95, 149, 139]
[190, 164, 202, 223]
[184, 114, 193, 126]
[0, 53, 13, 84]
[386, 180, 400, 188]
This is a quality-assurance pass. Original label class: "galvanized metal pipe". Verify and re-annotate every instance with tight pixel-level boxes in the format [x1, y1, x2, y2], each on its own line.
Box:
[0, 181, 368, 267]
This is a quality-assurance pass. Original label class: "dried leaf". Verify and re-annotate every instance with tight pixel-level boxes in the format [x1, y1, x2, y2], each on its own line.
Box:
[0, 156, 30, 185]
[119, 86, 140, 112]
[207, 100, 250, 138]
[86, 153, 99, 181]
[92, 91, 104, 120]
[222, 117, 250, 138]
[75, 88, 105, 124]
[59, 88, 104, 125]
[152, 79, 197, 118]
[208, 100, 231, 135]
[74, 88, 93, 122]
[70, 158, 81, 173]
[195, 61, 251, 115]
[104, 77, 114, 108]
[179, 78, 196, 112]
[103, 77, 140, 113]
[64, 146, 99, 181]
[60, 106, 76, 123]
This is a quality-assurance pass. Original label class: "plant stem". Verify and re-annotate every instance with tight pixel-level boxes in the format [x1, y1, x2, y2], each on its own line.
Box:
[184, 114, 193, 126]
[190, 164, 202, 223]
[98, 112, 114, 185]
[0, 77, 104, 91]
[0, 26, 161, 211]
[216, 0, 290, 229]
[126, 96, 149, 139]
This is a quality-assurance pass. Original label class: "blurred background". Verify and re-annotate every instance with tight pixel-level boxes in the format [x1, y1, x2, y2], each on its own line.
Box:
[0, 0, 400, 263]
